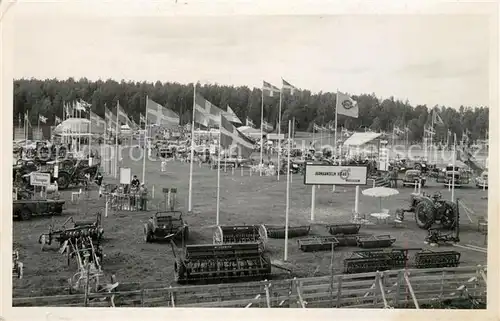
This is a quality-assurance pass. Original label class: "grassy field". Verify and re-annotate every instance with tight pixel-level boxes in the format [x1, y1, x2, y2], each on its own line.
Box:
[12, 147, 489, 297]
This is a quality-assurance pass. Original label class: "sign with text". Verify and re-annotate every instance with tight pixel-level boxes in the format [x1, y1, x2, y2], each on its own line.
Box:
[304, 165, 368, 185]
[30, 172, 51, 187]
[267, 133, 285, 140]
[119, 167, 131, 185]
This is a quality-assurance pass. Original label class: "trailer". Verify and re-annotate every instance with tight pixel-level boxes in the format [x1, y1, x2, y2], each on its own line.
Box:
[13, 199, 65, 221]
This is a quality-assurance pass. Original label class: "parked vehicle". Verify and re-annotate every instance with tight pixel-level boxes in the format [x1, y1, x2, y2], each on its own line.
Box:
[475, 171, 488, 189]
[402, 169, 426, 187]
[13, 198, 65, 221]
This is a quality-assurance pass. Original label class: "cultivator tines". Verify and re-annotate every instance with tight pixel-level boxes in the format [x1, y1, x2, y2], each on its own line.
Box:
[343, 249, 411, 274]
[265, 225, 310, 239]
[327, 224, 361, 235]
[173, 242, 271, 285]
[297, 236, 339, 252]
[414, 250, 461, 268]
[213, 225, 268, 251]
[38, 213, 104, 250]
[333, 234, 366, 247]
[356, 235, 396, 249]
[12, 250, 24, 279]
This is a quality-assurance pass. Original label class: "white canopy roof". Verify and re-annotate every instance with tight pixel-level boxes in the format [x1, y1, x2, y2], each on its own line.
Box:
[343, 132, 382, 147]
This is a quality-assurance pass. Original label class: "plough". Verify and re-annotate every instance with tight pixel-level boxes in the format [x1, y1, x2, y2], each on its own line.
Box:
[38, 212, 104, 251]
[67, 236, 104, 293]
[171, 241, 272, 284]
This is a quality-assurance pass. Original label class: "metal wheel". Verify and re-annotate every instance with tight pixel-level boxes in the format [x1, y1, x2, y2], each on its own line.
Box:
[415, 200, 434, 229]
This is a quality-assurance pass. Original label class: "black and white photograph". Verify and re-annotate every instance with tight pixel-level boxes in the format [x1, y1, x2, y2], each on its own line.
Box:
[1, 0, 498, 317]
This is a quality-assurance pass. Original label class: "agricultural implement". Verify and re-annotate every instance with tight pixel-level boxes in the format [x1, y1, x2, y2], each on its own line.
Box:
[56, 158, 100, 190]
[38, 212, 104, 251]
[12, 250, 24, 279]
[264, 225, 311, 239]
[343, 248, 461, 274]
[171, 241, 272, 284]
[395, 192, 459, 230]
[327, 223, 361, 235]
[143, 211, 189, 243]
[298, 234, 396, 252]
[424, 198, 461, 245]
[213, 225, 268, 251]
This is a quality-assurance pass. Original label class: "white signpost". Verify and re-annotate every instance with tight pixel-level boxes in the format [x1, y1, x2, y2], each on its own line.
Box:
[119, 167, 131, 185]
[304, 165, 368, 221]
[30, 172, 51, 187]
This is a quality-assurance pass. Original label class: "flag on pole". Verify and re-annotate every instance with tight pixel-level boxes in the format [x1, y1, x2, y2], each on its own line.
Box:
[146, 98, 179, 127]
[74, 100, 89, 112]
[261, 120, 273, 132]
[336, 91, 359, 118]
[220, 114, 254, 159]
[116, 103, 136, 129]
[224, 105, 242, 124]
[282, 79, 297, 95]
[105, 106, 117, 131]
[38, 115, 47, 123]
[140, 113, 146, 124]
[55, 116, 62, 124]
[432, 111, 445, 126]
[246, 117, 255, 128]
[90, 111, 106, 133]
[194, 94, 224, 127]
[263, 81, 280, 97]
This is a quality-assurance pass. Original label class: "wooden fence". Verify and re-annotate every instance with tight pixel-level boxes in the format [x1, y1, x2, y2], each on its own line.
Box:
[12, 265, 487, 308]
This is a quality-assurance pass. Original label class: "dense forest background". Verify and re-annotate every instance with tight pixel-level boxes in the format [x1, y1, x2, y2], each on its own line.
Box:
[13, 78, 489, 143]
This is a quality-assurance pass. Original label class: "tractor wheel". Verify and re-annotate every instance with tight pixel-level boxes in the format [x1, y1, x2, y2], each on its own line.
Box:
[57, 172, 71, 190]
[415, 201, 434, 229]
[144, 224, 153, 243]
[19, 208, 32, 221]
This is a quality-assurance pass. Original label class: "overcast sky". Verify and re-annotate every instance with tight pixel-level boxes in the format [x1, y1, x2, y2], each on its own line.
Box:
[11, 1, 492, 108]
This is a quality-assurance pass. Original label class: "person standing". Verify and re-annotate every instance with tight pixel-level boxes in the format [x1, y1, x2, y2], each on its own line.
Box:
[139, 184, 148, 211]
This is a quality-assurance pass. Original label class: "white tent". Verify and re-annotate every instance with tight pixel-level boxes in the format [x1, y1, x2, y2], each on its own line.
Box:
[343, 132, 382, 147]
[53, 118, 91, 136]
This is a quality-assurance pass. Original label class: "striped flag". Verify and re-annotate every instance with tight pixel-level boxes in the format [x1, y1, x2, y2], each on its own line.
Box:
[194, 94, 224, 127]
[282, 78, 297, 95]
[263, 81, 280, 97]
[224, 105, 242, 124]
[336, 91, 359, 118]
[146, 98, 179, 127]
[246, 117, 255, 128]
[105, 106, 117, 130]
[220, 114, 254, 158]
[90, 111, 106, 133]
[432, 111, 445, 126]
[261, 120, 273, 133]
[116, 103, 135, 128]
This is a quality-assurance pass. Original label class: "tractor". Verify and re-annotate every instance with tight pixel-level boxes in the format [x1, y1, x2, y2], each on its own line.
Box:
[395, 191, 458, 230]
[56, 159, 100, 190]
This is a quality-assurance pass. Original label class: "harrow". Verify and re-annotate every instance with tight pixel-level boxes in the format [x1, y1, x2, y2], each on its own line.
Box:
[264, 225, 310, 239]
[327, 223, 361, 235]
[343, 248, 461, 274]
[171, 241, 272, 284]
[38, 212, 104, 251]
[356, 235, 396, 249]
[213, 225, 268, 251]
[297, 236, 339, 252]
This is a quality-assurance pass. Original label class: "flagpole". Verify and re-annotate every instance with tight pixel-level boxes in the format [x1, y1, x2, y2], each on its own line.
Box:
[142, 96, 148, 184]
[188, 83, 196, 212]
[216, 116, 221, 225]
[277, 86, 283, 181]
[114, 102, 119, 178]
[260, 85, 264, 176]
[284, 119, 291, 261]
[451, 134, 456, 202]
[37, 114, 40, 140]
[88, 107, 91, 163]
[334, 91, 338, 162]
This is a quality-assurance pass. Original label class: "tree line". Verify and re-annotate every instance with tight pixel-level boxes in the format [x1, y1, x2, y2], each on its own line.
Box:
[13, 78, 489, 143]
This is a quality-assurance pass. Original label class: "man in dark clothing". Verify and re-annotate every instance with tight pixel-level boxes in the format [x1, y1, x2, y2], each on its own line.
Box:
[131, 175, 140, 189]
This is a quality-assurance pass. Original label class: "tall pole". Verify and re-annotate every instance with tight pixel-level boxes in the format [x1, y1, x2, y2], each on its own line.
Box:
[277, 88, 283, 181]
[88, 108, 91, 163]
[142, 96, 148, 184]
[260, 87, 264, 175]
[37, 114, 40, 141]
[188, 83, 196, 212]
[114, 102, 119, 178]
[334, 91, 338, 160]
[284, 119, 291, 261]
[451, 134, 456, 202]
[216, 119, 221, 225]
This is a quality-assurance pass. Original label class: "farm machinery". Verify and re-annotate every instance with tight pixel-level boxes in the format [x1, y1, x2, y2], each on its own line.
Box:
[171, 241, 272, 284]
[264, 224, 311, 239]
[395, 192, 459, 230]
[38, 212, 104, 251]
[143, 211, 189, 243]
[213, 225, 268, 251]
[343, 248, 461, 274]
[56, 158, 100, 190]
[297, 224, 396, 252]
